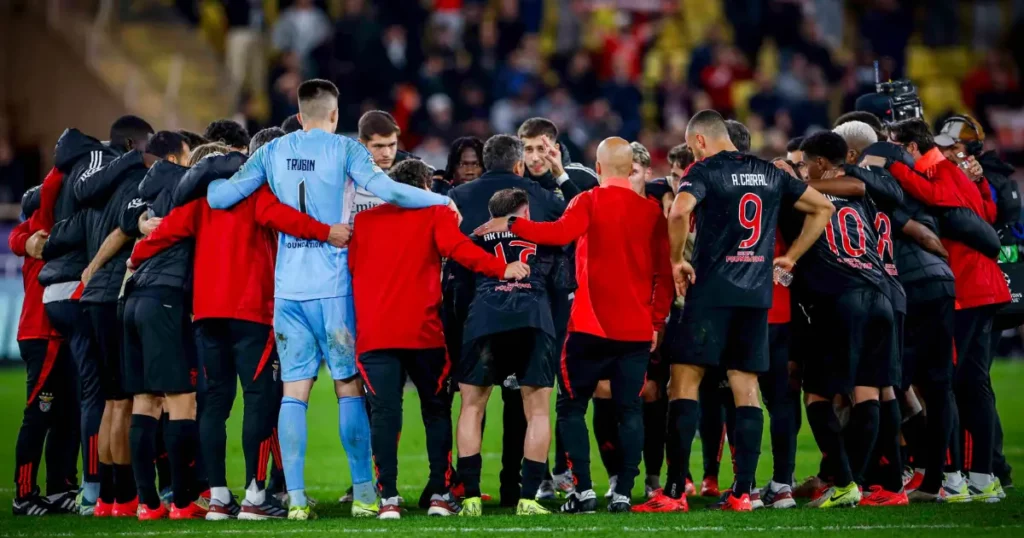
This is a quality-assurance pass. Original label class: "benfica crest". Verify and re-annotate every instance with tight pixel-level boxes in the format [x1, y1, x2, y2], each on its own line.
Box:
[38, 393, 54, 413]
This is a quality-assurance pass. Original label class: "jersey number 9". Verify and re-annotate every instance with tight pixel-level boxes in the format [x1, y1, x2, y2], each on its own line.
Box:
[738, 193, 763, 249]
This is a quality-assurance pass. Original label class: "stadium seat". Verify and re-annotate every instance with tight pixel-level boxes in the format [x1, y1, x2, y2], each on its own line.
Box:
[907, 45, 941, 81]
[731, 79, 757, 121]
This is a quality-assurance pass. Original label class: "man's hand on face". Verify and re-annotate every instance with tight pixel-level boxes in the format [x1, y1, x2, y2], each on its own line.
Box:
[327, 223, 352, 248]
[25, 230, 48, 259]
[543, 137, 565, 178]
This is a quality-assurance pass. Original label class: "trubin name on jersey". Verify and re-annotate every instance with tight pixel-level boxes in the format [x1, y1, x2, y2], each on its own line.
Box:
[725, 250, 765, 263]
[731, 173, 767, 186]
[287, 158, 316, 171]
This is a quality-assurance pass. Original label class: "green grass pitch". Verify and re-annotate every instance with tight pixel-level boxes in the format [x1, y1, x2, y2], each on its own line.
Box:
[1, 361, 1023, 537]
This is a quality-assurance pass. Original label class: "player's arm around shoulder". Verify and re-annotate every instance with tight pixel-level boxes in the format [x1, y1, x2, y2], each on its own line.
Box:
[780, 185, 835, 269]
[207, 141, 273, 209]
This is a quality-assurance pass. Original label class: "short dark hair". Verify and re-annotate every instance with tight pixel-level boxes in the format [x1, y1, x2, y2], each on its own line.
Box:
[177, 130, 208, 149]
[109, 115, 154, 151]
[517, 117, 558, 140]
[482, 135, 524, 172]
[358, 111, 400, 141]
[786, 136, 805, 153]
[667, 144, 695, 168]
[686, 109, 729, 140]
[203, 119, 250, 150]
[488, 188, 529, 218]
[281, 114, 302, 133]
[388, 159, 432, 189]
[800, 131, 848, 166]
[250, 127, 286, 154]
[297, 79, 339, 120]
[834, 111, 885, 139]
[725, 120, 751, 153]
[444, 136, 485, 181]
[147, 131, 188, 159]
[890, 118, 936, 154]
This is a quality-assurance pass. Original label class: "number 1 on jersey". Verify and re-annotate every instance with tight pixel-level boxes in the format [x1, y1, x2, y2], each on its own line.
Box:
[738, 193, 763, 249]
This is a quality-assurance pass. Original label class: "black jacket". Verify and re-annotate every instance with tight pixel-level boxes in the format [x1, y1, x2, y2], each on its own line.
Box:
[39, 129, 119, 287]
[77, 150, 148, 303]
[172, 152, 247, 207]
[124, 160, 193, 294]
[977, 151, 1020, 235]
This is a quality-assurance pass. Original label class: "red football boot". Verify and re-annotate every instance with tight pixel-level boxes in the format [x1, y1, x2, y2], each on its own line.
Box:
[111, 497, 138, 518]
[721, 493, 753, 512]
[701, 476, 720, 497]
[685, 478, 696, 496]
[138, 502, 169, 521]
[859, 486, 909, 507]
[169, 502, 209, 520]
[93, 499, 113, 518]
[632, 491, 688, 513]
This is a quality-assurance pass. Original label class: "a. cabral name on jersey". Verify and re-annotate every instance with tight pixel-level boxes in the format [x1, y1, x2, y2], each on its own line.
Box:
[732, 173, 767, 186]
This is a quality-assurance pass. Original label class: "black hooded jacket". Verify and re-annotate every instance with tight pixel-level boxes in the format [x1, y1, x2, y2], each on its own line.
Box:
[977, 151, 1020, 234]
[172, 152, 247, 207]
[76, 150, 148, 303]
[123, 160, 193, 294]
[39, 128, 119, 287]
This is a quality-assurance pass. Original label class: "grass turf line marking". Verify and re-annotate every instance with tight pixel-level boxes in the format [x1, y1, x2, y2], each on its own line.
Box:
[4, 523, 1024, 537]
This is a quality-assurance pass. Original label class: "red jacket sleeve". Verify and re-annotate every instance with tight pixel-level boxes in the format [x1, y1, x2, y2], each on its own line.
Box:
[976, 177, 999, 224]
[130, 201, 199, 267]
[650, 213, 673, 331]
[890, 161, 963, 208]
[433, 207, 506, 278]
[253, 185, 330, 241]
[510, 192, 593, 246]
[8, 220, 32, 257]
[30, 167, 64, 233]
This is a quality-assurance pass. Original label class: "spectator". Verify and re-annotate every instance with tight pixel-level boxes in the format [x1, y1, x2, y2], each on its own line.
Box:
[564, 51, 601, 105]
[490, 82, 536, 136]
[223, 0, 263, 99]
[271, 0, 331, 76]
[414, 135, 449, 170]
[269, 52, 302, 127]
[604, 56, 643, 141]
[699, 45, 752, 117]
[749, 73, 783, 127]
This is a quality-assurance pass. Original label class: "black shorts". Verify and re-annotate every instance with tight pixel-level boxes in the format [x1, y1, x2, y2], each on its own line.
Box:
[85, 302, 128, 401]
[459, 328, 556, 388]
[122, 289, 198, 395]
[902, 296, 954, 391]
[670, 306, 769, 373]
[559, 332, 648, 401]
[803, 288, 895, 397]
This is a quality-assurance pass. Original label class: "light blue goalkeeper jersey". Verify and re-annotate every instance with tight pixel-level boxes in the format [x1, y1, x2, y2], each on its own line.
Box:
[207, 128, 450, 300]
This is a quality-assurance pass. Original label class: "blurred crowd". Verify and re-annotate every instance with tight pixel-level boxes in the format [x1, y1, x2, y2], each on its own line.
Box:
[186, 0, 1024, 179]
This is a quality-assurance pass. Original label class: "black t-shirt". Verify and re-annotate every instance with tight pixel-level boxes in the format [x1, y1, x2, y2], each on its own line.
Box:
[680, 151, 808, 309]
[462, 230, 556, 343]
[795, 194, 887, 297]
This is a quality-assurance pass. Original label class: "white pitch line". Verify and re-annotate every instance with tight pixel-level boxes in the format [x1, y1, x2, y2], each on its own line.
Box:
[3, 523, 1023, 537]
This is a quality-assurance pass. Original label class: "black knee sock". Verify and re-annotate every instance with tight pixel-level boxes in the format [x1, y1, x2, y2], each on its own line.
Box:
[520, 459, 547, 500]
[643, 399, 668, 478]
[902, 410, 926, 469]
[733, 406, 763, 497]
[114, 464, 136, 503]
[130, 415, 160, 509]
[766, 395, 798, 485]
[806, 401, 853, 486]
[698, 387, 724, 479]
[156, 413, 170, 492]
[99, 463, 115, 504]
[665, 399, 698, 499]
[877, 399, 904, 492]
[592, 398, 620, 478]
[920, 386, 953, 493]
[165, 419, 197, 509]
[458, 454, 482, 498]
[846, 400, 880, 485]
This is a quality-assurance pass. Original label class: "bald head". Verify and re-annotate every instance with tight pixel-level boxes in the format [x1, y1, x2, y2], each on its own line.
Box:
[595, 137, 634, 180]
[685, 109, 736, 160]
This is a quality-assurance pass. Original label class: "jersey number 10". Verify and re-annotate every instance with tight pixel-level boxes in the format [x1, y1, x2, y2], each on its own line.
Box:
[825, 207, 867, 257]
